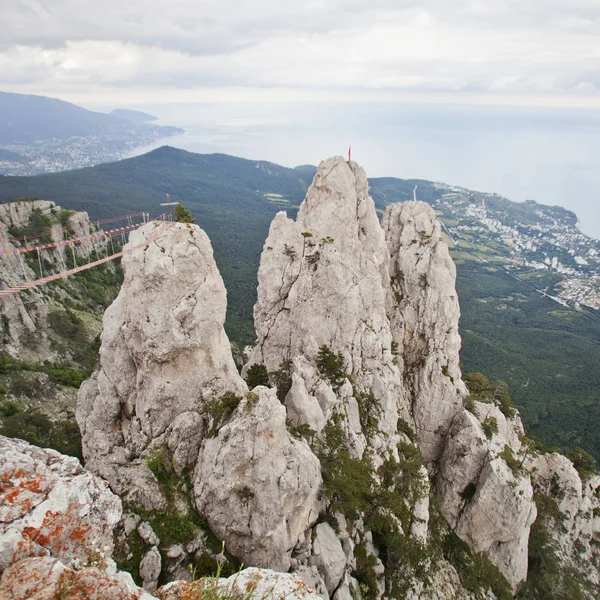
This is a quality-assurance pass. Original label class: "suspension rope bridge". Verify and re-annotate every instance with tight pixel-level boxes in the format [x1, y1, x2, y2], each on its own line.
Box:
[8, 211, 150, 244]
[0, 212, 170, 298]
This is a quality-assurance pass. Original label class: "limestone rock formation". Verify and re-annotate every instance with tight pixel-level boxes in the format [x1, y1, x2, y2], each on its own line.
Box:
[0, 433, 326, 600]
[68, 156, 600, 598]
[529, 452, 600, 590]
[77, 221, 321, 579]
[0, 436, 154, 600]
[156, 567, 324, 600]
[77, 221, 246, 509]
[194, 386, 321, 571]
[308, 523, 346, 595]
[382, 201, 466, 462]
[0, 435, 120, 572]
[250, 157, 390, 373]
[246, 156, 404, 458]
[245, 157, 540, 594]
[382, 200, 539, 588]
[0, 199, 118, 451]
[0, 199, 100, 362]
[0, 557, 155, 600]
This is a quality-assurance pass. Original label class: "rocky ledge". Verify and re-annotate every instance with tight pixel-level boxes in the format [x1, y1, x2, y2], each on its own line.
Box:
[0, 435, 323, 600]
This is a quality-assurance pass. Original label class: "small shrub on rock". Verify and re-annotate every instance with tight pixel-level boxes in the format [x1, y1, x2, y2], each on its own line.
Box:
[482, 417, 499, 440]
[244, 364, 269, 389]
[205, 391, 243, 437]
[566, 447, 597, 481]
[270, 360, 293, 402]
[316, 345, 346, 388]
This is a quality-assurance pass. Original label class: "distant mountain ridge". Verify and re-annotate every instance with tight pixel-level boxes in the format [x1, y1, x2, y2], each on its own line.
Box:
[0, 91, 183, 175]
[0, 145, 599, 459]
[109, 108, 158, 123]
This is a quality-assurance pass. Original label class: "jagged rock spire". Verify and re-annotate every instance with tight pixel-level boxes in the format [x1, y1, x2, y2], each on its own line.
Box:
[247, 156, 403, 449]
[382, 201, 466, 461]
[77, 221, 321, 578]
[250, 156, 392, 375]
[77, 221, 247, 509]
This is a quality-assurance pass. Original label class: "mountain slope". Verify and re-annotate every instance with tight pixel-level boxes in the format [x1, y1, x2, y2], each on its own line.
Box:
[0, 91, 183, 175]
[109, 108, 158, 123]
[0, 91, 182, 144]
[0, 147, 599, 459]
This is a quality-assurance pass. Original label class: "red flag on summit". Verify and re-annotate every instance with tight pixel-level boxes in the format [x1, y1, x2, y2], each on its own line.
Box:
[348, 146, 351, 162]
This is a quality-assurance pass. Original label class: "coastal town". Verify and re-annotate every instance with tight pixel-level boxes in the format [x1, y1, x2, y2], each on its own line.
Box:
[434, 184, 600, 310]
[0, 128, 182, 176]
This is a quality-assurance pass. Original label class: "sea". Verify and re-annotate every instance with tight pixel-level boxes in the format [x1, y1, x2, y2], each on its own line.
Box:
[121, 101, 600, 239]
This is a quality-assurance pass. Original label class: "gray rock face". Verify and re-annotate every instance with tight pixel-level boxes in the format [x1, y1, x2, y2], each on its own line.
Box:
[382, 201, 539, 588]
[436, 408, 537, 588]
[456, 458, 536, 585]
[250, 157, 390, 370]
[77, 221, 322, 577]
[0, 435, 120, 572]
[247, 157, 403, 446]
[382, 201, 465, 462]
[245, 158, 537, 590]
[0, 556, 156, 600]
[309, 523, 346, 595]
[0, 203, 49, 359]
[0, 199, 99, 362]
[0, 436, 155, 600]
[157, 567, 326, 600]
[194, 386, 322, 571]
[530, 452, 600, 589]
[140, 546, 162, 592]
[77, 221, 246, 508]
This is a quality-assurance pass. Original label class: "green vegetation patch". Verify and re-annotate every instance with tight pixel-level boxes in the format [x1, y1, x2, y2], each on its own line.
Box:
[0, 405, 82, 461]
[123, 444, 241, 586]
[244, 364, 269, 389]
[518, 493, 591, 599]
[443, 530, 513, 600]
[204, 391, 243, 437]
[566, 447, 597, 481]
[0, 353, 88, 390]
[316, 345, 347, 389]
[315, 413, 432, 598]
[270, 360, 293, 402]
[464, 372, 516, 418]
[482, 416, 498, 440]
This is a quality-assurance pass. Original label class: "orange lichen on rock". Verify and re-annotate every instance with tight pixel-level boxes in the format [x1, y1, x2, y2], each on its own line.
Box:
[0, 468, 49, 521]
[67, 568, 142, 600]
[0, 557, 146, 600]
[69, 524, 93, 542]
[0, 436, 122, 574]
[0, 556, 67, 599]
[155, 580, 205, 600]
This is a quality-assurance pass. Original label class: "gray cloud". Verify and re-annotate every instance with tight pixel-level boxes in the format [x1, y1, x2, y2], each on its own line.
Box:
[2, 0, 600, 102]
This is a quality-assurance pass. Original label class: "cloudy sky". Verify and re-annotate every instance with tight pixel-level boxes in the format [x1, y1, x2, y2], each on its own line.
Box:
[4, 0, 600, 236]
[3, 0, 600, 108]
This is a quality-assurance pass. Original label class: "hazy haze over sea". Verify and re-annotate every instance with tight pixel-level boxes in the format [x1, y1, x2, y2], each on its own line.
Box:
[118, 101, 600, 238]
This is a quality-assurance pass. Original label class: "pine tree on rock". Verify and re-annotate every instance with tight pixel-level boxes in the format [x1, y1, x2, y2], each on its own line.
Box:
[175, 203, 196, 223]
